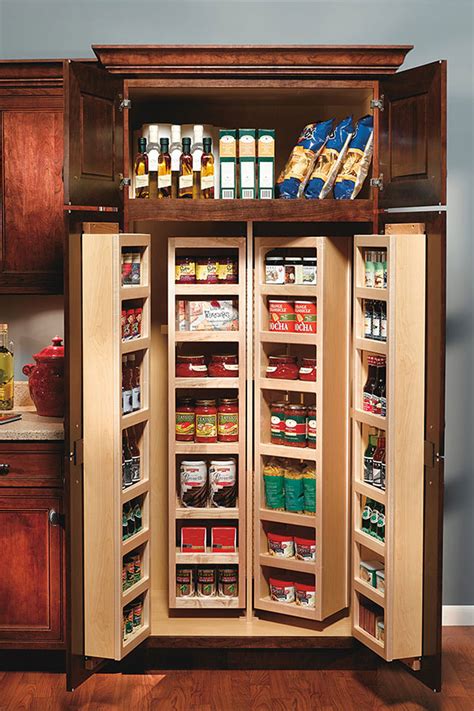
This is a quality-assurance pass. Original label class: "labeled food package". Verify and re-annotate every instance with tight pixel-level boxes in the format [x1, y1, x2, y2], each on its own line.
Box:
[180, 460, 208, 508]
[197, 567, 217, 597]
[359, 559, 384, 587]
[302, 463, 316, 514]
[284, 462, 304, 513]
[263, 458, 285, 510]
[334, 115, 374, 199]
[304, 116, 354, 199]
[181, 526, 206, 553]
[277, 120, 333, 199]
[267, 532, 295, 558]
[211, 526, 237, 553]
[176, 566, 195, 598]
[295, 582, 316, 608]
[270, 578, 295, 604]
[294, 300, 317, 334]
[187, 299, 239, 331]
[209, 458, 237, 508]
[218, 567, 239, 598]
[294, 536, 316, 561]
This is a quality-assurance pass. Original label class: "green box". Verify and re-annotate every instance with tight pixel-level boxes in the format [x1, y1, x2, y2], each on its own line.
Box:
[238, 128, 256, 199]
[257, 129, 275, 199]
[219, 129, 237, 199]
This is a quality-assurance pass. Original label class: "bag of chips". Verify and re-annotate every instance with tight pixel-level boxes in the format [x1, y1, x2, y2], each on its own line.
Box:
[304, 116, 354, 199]
[277, 120, 333, 199]
[334, 115, 373, 199]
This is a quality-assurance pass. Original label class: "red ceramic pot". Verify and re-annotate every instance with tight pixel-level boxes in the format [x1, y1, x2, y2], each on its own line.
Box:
[22, 337, 65, 417]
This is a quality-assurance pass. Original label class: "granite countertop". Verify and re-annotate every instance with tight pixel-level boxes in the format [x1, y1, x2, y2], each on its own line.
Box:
[0, 383, 64, 441]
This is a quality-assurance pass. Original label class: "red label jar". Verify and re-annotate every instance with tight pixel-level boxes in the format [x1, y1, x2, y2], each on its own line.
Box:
[208, 354, 239, 378]
[175, 256, 196, 283]
[268, 299, 295, 332]
[176, 354, 208, 378]
[306, 407, 317, 449]
[270, 401, 287, 444]
[175, 397, 195, 442]
[266, 355, 299, 380]
[195, 399, 218, 443]
[217, 398, 239, 442]
[284, 404, 307, 447]
[196, 257, 219, 284]
[217, 257, 238, 284]
[294, 300, 317, 334]
[299, 357, 317, 381]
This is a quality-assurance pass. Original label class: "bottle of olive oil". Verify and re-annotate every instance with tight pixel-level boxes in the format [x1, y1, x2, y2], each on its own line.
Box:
[179, 137, 193, 199]
[200, 137, 215, 199]
[0, 324, 14, 410]
[134, 137, 149, 199]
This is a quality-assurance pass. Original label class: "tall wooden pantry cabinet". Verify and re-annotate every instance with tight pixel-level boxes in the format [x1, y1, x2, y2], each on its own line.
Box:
[60, 46, 446, 692]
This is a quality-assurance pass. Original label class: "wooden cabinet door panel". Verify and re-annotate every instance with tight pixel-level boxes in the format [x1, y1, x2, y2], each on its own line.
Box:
[0, 490, 63, 645]
[0, 109, 64, 293]
[379, 61, 446, 208]
[0, 442, 63, 488]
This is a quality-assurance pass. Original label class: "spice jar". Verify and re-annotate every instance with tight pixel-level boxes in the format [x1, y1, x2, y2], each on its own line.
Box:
[197, 567, 217, 597]
[176, 354, 208, 378]
[270, 401, 287, 445]
[218, 567, 239, 598]
[195, 399, 218, 443]
[176, 567, 195, 597]
[299, 357, 317, 381]
[266, 355, 299, 380]
[301, 256, 317, 285]
[284, 404, 307, 447]
[175, 397, 195, 442]
[208, 354, 239, 378]
[265, 254, 285, 284]
[217, 398, 239, 442]
[175, 256, 196, 283]
[306, 407, 316, 449]
[196, 256, 218, 284]
[284, 256, 302, 284]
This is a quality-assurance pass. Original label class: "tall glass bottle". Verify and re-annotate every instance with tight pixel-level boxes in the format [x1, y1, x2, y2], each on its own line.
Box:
[201, 137, 215, 199]
[0, 324, 14, 410]
[134, 137, 149, 199]
[158, 137, 172, 198]
[192, 124, 204, 199]
[170, 124, 182, 198]
[179, 137, 193, 199]
[147, 125, 160, 198]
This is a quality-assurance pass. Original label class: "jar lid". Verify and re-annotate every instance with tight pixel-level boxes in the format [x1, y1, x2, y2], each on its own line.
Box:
[34, 336, 64, 361]
[177, 354, 205, 361]
[266, 256, 283, 262]
[210, 354, 236, 360]
[195, 399, 216, 406]
[269, 355, 297, 362]
[285, 256, 302, 262]
[210, 458, 237, 465]
[272, 401, 288, 407]
[303, 256, 317, 262]
[176, 397, 194, 405]
[219, 398, 238, 405]
[181, 460, 206, 466]
[286, 404, 306, 411]
[301, 357, 317, 364]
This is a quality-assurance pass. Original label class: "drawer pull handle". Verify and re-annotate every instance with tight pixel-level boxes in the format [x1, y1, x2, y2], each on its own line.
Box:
[49, 509, 60, 526]
[0, 463, 10, 475]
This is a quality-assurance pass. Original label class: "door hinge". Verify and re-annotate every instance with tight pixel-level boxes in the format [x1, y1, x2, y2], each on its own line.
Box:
[370, 96, 384, 111]
[119, 176, 131, 190]
[370, 174, 384, 191]
[69, 439, 83, 467]
[119, 98, 131, 111]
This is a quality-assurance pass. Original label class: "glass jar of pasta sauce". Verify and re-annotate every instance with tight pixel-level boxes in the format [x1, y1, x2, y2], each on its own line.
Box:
[217, 398, 239, 442]
[175, 256, 196, 284]
[285, 404, 307, 447]
[176, 354, 208, 378]
[298, 357, 317, 381]
[270, 401, 287, 445]
[307, 407, 317, 449]
[266, 355, 299, 380]
[195, 399, 218, 443]
[208, 354, 239, 378]
[175, 397, 195, 442]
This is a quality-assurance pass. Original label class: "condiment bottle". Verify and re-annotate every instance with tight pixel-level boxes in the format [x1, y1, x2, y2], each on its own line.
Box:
[134, 136, 149, 199]
[200, 136, 215, 199]
[363, 356, 377, 412]
[179, 137, 193, 198]
[195, 399, 218, 443]
[157, 137, 172, 198]
[372, 436, 386, 489]
[363, 429, 378, 485]
[122, 356, 132, 415]
[175, 397, 195, 442]
[217, 398, 239, 442]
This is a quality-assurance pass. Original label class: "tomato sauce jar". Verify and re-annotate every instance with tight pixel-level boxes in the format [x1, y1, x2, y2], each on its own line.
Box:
[217, 398, 239, 442]
[208, 354, 239, 378]
[176, 354, 208, 378]
[195, 399, 218, 442]
[299, 357, 317, 381]
[284, 404, 307, 447]
[266, 355, 299, 380]
[270, 401, 287, 444]
[306, 407, 317, 449]
[175, 397, 195, 442]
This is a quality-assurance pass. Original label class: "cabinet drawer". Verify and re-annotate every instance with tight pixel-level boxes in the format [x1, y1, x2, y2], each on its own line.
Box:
[0, 443, 63, 487]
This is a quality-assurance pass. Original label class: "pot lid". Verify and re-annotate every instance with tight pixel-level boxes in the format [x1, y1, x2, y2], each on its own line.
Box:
[34, 336, 64, 361]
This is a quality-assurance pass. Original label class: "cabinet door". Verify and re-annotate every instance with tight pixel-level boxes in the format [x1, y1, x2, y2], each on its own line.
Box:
[379, 61, 446, 208]
[0, 489, 63, 646]
[64, 61, 123, 207]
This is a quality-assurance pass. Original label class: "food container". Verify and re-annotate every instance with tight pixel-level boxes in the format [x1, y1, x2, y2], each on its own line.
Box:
[284, 404, 307, 447]
[299, 357, 317, 381]
[217, 257, 238, 284]
[187, 300, 239, 331]
[270, 401, 287, 444]
[266, 355, 299, 380]
[22, 337, 65, 417]
[301, 256, 317, 285]
[302, 463, 316, 513]
[359, 560, 384, 587]
[306, 407, 317, 450]
[294, 300, 317, 334]
[180, 460, 208, 508]
[269, 578, 295, 604]
[195, 399, 218, 443]
[208, 354, 239, 378]
[268, 299, 295, 332]
[265, 254, 285, 284]
[262, 458, 285, 511]
[209, 458, 237, 508]
[175, 256, 196, 283]
[217, 398, 239, 442]
[376, 618, 385, 642]
[218, 567, 239, 598]
[197, 567, 217, 597]
[176, 354, 208, 378]
[284, 256, 302, 284]
[267, 532, 295, 558]
[283, 462, 304, 513]
[295, 582, 316, 607]
[294, 536, 316, 561]
[176, 567, 195, 597]
[375, 569, 385, 593]
[196, 257, 219, 284]
[175, 397, 195, 442]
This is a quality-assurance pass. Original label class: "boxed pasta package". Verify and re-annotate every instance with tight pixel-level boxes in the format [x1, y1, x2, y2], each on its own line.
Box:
[334, 114, 374, 199]
[304, 116, 354, 199]
[187, 300, 239, 331]
[277, 120, 333, 199]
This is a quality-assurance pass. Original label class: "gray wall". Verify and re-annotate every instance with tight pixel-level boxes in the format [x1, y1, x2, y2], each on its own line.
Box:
[0, 0, 472, 606]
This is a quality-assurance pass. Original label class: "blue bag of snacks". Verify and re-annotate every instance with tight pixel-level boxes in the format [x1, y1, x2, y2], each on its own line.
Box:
[334, 115, 374, 199]
[304, 116, 354, 199]
[277, 119, 333, 199]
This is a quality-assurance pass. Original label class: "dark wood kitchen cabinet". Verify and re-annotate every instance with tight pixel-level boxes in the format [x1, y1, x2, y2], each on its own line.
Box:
[0, 441, 65, 648]
[0, 61, 64, 294]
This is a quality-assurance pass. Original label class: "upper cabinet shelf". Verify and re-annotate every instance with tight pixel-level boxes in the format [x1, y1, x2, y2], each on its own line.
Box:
[127, 199, 374, 223]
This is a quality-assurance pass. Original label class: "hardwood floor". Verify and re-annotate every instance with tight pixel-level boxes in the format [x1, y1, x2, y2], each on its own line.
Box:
[0, 628, 472, 710]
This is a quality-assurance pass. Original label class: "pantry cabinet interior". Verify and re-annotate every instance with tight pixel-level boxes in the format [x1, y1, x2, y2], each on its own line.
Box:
[63, 45, 446, 691]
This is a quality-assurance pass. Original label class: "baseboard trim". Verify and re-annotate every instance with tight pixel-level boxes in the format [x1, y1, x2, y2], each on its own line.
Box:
[442, 605, 474, 625]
